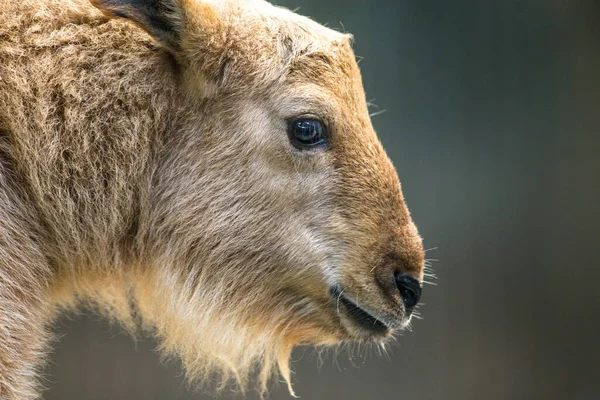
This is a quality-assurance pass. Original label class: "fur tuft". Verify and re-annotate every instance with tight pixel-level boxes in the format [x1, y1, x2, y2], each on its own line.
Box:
[49, 266, 300, 395]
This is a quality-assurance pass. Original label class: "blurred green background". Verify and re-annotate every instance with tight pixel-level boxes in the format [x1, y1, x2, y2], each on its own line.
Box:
[45, 1, 600, 399]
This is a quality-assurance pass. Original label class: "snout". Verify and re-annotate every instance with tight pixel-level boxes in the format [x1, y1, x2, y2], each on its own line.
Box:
[330, 271, 423, 338]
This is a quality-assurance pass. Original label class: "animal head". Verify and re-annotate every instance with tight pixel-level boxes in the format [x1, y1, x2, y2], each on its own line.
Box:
[91, 0, 425, 394]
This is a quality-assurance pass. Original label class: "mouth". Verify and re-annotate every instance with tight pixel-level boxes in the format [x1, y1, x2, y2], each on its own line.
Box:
[329, 286, 390, 336]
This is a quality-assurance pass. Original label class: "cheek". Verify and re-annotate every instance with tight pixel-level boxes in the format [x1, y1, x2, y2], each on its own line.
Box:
[252, 171, 337, 265]
[158, 102, 342, 295]
[233, 154, 339, 287]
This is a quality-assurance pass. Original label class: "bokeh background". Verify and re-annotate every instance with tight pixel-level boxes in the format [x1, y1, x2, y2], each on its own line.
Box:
[45, 1, 600, 399]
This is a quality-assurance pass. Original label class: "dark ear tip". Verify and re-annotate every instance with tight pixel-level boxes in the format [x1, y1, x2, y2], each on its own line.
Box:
[89, 0, 114, 16]
[89, 0, 136, 21]
[89, 0, 182, 52]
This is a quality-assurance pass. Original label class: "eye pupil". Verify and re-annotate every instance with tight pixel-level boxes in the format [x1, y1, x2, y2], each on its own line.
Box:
[289, 118, 327, 148]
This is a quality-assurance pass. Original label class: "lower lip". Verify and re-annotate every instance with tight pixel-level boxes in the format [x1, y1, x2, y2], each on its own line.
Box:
[330, 288, 390, 335]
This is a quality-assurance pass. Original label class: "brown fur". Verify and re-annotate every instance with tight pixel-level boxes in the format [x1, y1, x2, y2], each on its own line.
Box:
[0, 0, 424, 398]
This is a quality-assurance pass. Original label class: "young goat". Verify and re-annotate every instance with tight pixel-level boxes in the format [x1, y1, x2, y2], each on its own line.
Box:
[0, 0, 425, 398]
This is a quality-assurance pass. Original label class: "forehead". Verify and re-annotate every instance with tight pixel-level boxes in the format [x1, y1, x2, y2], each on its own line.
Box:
[281, 43, 365, 122]
[245, 0, 348, 42]
[272, 12, 360, 97]
[239, 1, 357, 79]
[223, 1, 365, 113]
[270, 5, 355, 72]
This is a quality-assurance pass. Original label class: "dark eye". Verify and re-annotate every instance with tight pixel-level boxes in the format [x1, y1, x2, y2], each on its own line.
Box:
[288, 118, 328, 149]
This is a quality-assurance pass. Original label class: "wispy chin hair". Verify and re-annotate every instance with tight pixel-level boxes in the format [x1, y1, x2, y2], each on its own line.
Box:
[51, 265, 315, 397]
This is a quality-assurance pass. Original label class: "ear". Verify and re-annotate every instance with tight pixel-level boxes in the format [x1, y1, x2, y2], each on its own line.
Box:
[90, 0, 184, 51]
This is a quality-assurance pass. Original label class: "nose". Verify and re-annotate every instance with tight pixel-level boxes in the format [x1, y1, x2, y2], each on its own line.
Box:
[395, 274, 422, 310]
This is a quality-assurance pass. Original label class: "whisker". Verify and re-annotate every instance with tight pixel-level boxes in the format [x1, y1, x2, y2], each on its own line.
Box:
[369, 109, 387, 118]
[338, 21, 347, 34]
[411, 312, 423, 320]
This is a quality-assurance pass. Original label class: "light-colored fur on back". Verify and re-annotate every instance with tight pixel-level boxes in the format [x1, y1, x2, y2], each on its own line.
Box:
[0, 0, 425, 398]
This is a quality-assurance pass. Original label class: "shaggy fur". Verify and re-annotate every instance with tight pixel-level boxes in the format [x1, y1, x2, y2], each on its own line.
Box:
[0, 0, 425, 398]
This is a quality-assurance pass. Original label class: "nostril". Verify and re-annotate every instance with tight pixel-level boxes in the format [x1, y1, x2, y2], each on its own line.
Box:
[395, 274, 422, 310]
